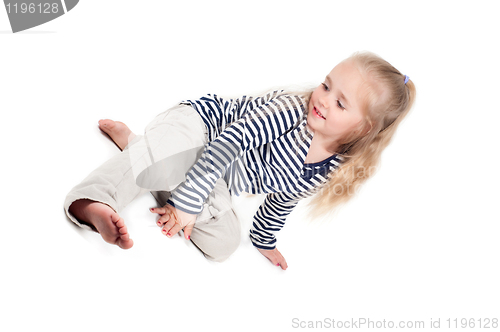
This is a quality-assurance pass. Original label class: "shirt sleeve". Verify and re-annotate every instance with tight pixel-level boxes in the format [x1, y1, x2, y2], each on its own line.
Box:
[249, 191, 306, 250]
[166, 94, 304, 214]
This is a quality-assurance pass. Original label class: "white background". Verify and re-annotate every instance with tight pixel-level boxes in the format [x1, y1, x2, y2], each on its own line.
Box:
[1, 1, 499, 331]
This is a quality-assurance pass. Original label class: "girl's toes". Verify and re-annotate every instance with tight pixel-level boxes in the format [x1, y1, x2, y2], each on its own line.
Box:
[118, 225, 128, 235]
[114, 218, 125, 228]
[120, 232, 130, 241]
[99, 119, 116, 130]
[117, 238, 134, 250]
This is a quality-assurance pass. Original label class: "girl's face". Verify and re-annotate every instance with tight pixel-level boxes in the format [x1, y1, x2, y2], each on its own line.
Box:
[307, 60, 368, 151]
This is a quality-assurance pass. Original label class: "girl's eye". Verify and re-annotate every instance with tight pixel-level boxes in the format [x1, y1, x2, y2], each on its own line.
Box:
[337, 100, 345, 110]
[321, 82, 329, 91]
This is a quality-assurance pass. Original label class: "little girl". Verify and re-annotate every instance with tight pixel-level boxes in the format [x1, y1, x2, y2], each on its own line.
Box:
[64, 51, 416, 269]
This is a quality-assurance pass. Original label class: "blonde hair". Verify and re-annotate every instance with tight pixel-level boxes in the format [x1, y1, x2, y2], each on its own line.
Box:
[305, 51, 417, 219]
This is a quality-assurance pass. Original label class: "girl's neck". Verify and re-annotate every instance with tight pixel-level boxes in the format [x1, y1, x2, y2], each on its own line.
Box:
[309, 128, 339, 155]
[305, 131, 339, 164]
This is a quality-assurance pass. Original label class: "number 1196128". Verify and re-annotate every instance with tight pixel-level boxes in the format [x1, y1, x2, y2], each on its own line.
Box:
[5, 2, 60, 14]
[446, 318, 498, 329]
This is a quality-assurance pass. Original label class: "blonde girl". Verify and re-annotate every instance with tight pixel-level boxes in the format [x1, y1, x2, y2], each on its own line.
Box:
[64, 51, 416, 269]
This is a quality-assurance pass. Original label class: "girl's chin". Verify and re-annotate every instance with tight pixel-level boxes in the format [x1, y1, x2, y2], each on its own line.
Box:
[306, 119, 321, 133]
[307, 113, 323, 126]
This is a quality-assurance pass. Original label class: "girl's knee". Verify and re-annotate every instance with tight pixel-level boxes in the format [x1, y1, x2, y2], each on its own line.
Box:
[202, 236, 241, 263]
[190, 210, 241, 262]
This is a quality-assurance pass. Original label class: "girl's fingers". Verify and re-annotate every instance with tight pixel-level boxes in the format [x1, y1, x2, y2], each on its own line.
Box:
[166, 223, 183, 237]
[157, 213, 171, 226]
[152, 205, 195, 240]
[258, 248, 288, 270]
[183, 224, 194, 240]
[276, 250, 288, 270]
[150, 207, 167, 215]
[161, 219, 176, 235]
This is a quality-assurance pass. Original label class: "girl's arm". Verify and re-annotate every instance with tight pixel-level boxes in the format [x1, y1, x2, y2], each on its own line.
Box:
[250, 191, 307, 270]
[249, 191, 303, 249]
[166, 94, 304, 215]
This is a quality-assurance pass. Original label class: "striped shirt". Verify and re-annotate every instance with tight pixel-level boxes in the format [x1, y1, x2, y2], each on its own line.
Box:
[166, 90, 343, 250]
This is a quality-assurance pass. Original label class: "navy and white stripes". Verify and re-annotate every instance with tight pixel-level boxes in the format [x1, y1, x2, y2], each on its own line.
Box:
[166, 91, 343, 249]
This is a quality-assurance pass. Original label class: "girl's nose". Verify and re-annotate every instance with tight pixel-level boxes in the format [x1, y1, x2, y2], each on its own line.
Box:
[319, 96, 328, 109]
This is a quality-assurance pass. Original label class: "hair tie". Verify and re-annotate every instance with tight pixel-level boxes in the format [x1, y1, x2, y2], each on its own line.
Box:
[404, 75, 410, 84]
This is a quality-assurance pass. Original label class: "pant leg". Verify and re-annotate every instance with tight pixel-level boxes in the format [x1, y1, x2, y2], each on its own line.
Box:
[63, 104, 207, 230]
[63, 134, 147, 230]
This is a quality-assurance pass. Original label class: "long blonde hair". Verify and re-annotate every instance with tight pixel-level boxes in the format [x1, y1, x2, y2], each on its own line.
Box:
[305, 51, 417, 219]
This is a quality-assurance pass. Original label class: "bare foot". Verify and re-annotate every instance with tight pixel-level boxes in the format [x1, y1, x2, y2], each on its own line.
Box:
[69, 199, 134, 249]
[98, 119, 136, 151]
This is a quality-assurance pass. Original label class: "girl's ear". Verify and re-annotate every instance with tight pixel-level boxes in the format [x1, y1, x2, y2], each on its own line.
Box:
[357, 120, 374, 137]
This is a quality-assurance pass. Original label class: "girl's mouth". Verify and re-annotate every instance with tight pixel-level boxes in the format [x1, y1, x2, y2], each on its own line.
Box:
[314, 107, 326, 120]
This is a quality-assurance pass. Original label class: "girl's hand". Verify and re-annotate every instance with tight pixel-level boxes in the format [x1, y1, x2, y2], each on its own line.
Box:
[257, 248, 288, 270]
[150, 205, 197, 240]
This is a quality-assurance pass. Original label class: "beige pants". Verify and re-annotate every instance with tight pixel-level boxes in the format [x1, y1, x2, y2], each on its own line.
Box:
[64, 104, 240, 262]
